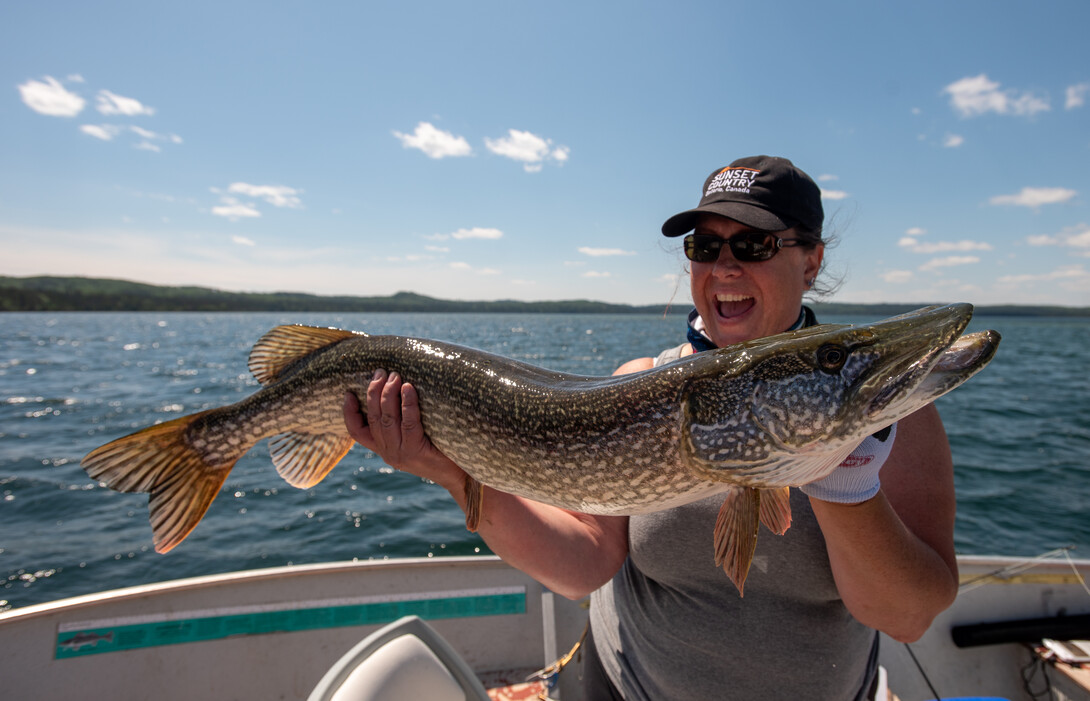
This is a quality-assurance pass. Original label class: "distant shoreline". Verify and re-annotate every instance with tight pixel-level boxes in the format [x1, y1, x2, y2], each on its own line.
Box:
[2, 275, 1088, 317]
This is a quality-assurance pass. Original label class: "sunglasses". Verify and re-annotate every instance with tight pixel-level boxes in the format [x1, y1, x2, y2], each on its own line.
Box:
[683, 232, 807, 263]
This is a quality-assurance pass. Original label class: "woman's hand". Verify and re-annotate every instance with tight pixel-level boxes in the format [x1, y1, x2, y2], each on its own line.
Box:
[342, 369, 465, 492]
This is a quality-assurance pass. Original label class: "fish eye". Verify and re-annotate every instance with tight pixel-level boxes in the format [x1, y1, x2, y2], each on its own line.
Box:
[817, 344, 848, 372]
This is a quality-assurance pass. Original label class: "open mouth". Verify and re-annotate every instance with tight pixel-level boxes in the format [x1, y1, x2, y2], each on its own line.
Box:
[715, 293, 755, 319]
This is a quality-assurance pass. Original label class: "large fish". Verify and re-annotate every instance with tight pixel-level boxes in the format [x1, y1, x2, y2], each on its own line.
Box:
[82, 304, 999, 593]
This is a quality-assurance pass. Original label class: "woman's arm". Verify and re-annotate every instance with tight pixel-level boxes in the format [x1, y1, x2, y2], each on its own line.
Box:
[343, 370, 629, 599]
[810, 404, 959, 642]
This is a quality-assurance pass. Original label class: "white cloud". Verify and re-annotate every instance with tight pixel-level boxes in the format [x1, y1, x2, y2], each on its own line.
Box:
[451, 227, 503, 240]
[18, 76, 86, 116]
[130, 126, 181, 144]
[227, 183, 303, 208]
[232, 235, 256, 247]
[449, 261, 500, 275]
[393, 122, 472, 159]
[899, 237, 993, 254]
[77, 123, 181, 151]
[80, 124, 122, 141]
[484, 129, 569, 172]
[582, 271, 611, 278]
[989, 187, 1077, 208]
[817, 174, 839, 182]
[881, 270, 914, 284]
[905, 227, 927, 237]
[943, 74, 1049, 118]
[998, 265, 1088, 285]
[578, 247, 635, 257]
[1027, 223, 1090, 253]
[919, 256, 980, 271]
[212, 197, 261, 221]
[943, 133, 964, 148]
[820, 189, 848, 200]
[1066, 83, 1090, 110]
[95, 89, 155, 116]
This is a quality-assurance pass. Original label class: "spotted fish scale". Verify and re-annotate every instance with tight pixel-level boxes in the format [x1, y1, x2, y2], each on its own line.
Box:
[82, 304, 1000, 593]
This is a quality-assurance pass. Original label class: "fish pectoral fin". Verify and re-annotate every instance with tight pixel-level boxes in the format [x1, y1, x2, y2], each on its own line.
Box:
[758, 486, 792, 536]
[269, 432, 356, 488]
[463, 475, 484, 532]
[248, 325, 360, 386]
[714, 487, 761, 597]
[81, 410, 234, 553]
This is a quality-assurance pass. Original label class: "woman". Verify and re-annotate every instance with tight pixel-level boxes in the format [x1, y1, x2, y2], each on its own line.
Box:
[343, 156, 958, 700]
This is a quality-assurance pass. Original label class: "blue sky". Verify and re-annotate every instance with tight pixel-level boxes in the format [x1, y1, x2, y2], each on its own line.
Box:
[2, 0, 1087, 308]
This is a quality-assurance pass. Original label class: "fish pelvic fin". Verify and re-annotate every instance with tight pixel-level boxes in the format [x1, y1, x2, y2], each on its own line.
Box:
[82, 411, 235, 554]
[758, 486, 792, 536]
[248, 325, 360, 386]
[269, 432, 355, 488]
[714, 487, 761, 597]
[463, 475, 484, 532]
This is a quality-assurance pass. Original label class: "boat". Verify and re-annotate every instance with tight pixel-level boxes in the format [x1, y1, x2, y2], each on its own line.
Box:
[2, 553, 1088, 700]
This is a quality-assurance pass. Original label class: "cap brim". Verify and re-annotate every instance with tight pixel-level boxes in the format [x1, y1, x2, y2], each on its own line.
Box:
[661, 203, 790, 237]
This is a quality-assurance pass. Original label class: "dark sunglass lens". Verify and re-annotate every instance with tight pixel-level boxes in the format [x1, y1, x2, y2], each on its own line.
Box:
[731, 233, 777, 261]
[684, 235, 720, 262]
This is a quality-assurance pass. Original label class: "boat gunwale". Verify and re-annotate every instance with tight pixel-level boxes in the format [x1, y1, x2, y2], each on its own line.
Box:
[0, 555, 510, 623]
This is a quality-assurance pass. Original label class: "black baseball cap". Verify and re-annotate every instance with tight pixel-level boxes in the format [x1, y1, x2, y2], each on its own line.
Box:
[661, 155, 824, 237]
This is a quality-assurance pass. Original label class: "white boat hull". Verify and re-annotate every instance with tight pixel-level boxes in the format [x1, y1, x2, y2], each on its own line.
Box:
[2, 554, 1088, 700]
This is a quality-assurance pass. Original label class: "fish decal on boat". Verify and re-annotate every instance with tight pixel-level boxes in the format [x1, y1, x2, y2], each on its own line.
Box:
[82, 304, 1000, 594]
[58, 632, 114, 652]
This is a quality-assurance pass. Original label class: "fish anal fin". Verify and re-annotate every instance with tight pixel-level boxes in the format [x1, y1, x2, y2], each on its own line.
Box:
[269, 432, 355, 488]
[758, 486, 792, 536]
[463, 475, 484, 532]
[248, 325, 361, 386]
[81, 410, 235, 553]
[714, 487, 761, 597]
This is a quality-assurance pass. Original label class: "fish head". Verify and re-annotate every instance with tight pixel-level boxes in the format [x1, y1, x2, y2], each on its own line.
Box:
[681, 303, 1000, 485]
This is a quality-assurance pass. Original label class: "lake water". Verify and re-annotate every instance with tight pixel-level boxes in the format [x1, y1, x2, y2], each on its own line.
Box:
[2, 310, 1088, 611]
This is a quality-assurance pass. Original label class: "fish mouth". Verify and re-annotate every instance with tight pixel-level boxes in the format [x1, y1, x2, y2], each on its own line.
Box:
[861, 305, 1000, 419]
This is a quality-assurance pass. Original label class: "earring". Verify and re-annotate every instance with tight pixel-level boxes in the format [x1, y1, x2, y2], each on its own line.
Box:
[805, 278, 815, 288]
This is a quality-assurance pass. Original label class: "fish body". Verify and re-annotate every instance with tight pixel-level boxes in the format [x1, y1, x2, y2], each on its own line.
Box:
[83, 304, 999, 592]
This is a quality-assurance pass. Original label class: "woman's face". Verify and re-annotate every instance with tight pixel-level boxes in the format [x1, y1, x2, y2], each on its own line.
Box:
[689, 214, 824, 348]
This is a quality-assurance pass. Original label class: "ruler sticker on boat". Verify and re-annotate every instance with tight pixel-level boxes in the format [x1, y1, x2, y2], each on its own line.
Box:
[54, 585, 526, 659]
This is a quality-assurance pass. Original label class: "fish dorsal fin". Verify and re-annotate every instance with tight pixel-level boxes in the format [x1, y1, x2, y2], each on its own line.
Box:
[248, 325, 360, 386]
[759, 486, 792, 536]
[269, 431, 356, 488]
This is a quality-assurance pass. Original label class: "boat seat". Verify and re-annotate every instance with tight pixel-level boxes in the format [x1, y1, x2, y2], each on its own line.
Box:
[308, 615, 490, 701]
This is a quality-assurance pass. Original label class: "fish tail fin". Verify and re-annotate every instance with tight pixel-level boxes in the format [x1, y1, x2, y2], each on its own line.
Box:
[82, 410, 236, 553]
[714, 487, 761, 596]
[269, 432, 356, 488]
[758, 486, 793, 536]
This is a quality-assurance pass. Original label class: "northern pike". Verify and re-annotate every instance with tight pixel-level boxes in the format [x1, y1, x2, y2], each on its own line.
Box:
[82, 304, 999, 594]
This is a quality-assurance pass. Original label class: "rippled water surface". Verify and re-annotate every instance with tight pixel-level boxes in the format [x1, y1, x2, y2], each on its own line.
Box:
[2, 311, 1087, 611]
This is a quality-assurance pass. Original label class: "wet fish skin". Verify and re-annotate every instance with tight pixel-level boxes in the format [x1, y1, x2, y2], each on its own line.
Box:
[82, 304, 999, 593]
